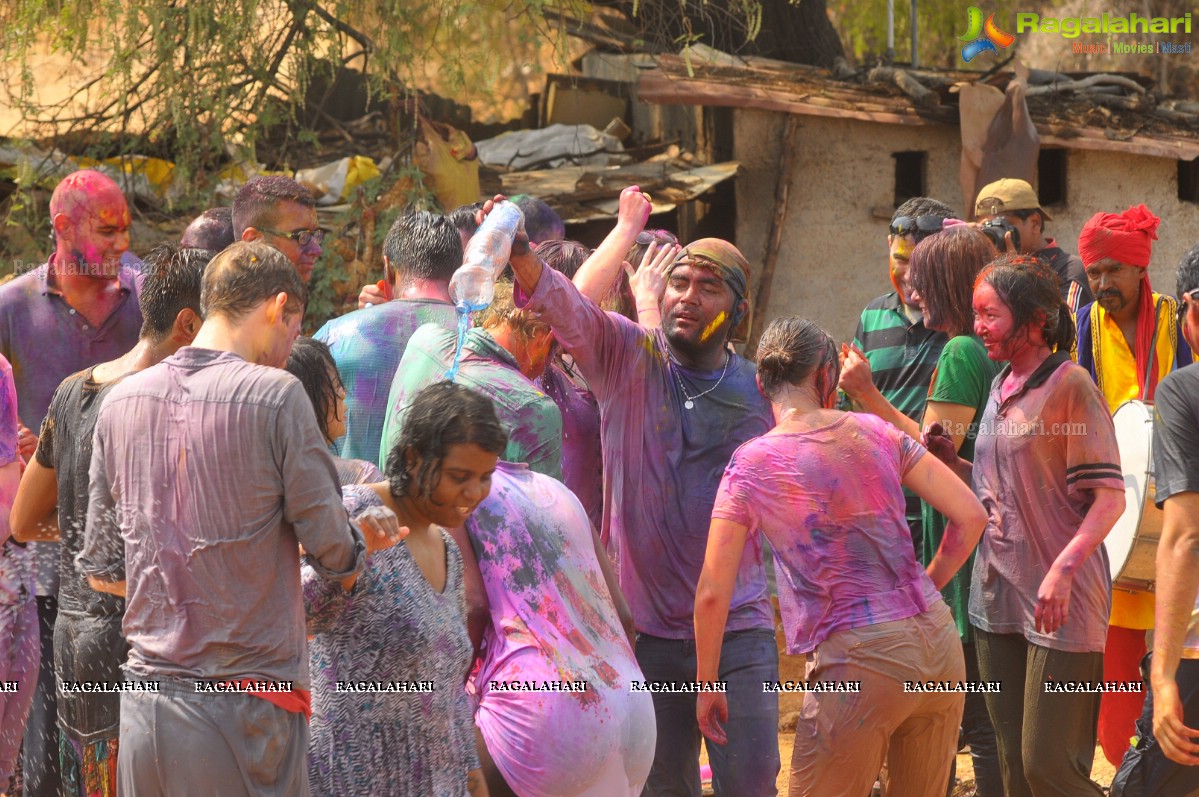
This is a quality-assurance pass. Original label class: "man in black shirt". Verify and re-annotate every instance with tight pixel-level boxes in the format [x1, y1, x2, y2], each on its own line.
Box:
[1111, 244, 1199, 796]
[975, 178, 1093, 312]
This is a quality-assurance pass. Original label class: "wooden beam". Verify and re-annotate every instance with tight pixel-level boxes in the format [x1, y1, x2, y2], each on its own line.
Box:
[638, 72, 941, 127]
[745, 113, 801, 358]
[1038, 128, 1199, 160]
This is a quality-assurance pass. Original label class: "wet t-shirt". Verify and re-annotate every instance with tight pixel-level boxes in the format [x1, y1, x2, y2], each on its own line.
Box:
[467, 463, 655, 796]
[538, 363, 603, 529]
[379, 325, 563, 480]
[1152, 364, 1199, 654]
[517, 266, 773, 638]
[969, 353, 1123, 653]
[713, 413, 941, 655]
[315, 299, 457, 466]
[79, 348, 366, 687]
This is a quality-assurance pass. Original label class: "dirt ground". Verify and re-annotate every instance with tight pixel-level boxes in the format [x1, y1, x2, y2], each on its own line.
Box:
[698, 607, 1119, 796]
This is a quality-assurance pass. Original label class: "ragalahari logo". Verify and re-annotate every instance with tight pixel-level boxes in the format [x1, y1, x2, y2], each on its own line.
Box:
[960, 7, 1016, 61]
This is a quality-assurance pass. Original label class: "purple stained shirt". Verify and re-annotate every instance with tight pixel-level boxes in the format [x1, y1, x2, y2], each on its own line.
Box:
[712, 413, 941, 655]
[517, 266, 773, 639]
[467, 463, 655, 797]
[538, 363, 603, 530]
[314, 299, 458, 466]
[0, 256, 143, 595]
[0, 355, 28, 606]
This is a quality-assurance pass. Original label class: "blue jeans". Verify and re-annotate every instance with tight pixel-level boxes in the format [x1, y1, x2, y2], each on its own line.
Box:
[636, 627, 780, 797]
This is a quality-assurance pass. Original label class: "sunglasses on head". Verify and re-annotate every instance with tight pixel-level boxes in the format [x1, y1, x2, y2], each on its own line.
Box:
[889, 215, 944, 239]
[636, 231, 679, 247]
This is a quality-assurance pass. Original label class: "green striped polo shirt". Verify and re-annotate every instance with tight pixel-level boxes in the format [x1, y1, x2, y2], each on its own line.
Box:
[851, 292, 948, 423]
[851, 292, 948, 545]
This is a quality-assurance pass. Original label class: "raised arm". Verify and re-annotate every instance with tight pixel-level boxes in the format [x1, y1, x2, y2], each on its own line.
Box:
[571, 187, 653, 303]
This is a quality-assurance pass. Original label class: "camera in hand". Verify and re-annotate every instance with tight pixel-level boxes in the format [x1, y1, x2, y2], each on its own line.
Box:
[980, 218, 1021, 252]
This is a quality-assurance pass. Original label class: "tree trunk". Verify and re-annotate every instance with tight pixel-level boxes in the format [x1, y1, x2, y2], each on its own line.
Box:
[595, 0, 846, 67]
[750, 0, 846, 67]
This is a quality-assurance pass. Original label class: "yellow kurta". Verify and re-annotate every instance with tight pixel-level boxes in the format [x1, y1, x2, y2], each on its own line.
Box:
[1084, 294, 1179, 629]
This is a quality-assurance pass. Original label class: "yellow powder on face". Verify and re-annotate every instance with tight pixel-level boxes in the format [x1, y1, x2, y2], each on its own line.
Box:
[701, 311, 728, 342]
[893, 237, 915, 258]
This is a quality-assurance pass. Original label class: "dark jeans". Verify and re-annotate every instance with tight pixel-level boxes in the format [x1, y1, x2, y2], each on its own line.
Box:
[637, 627, 780, 797]
[948, 640, 1003, 797]
[1111, 653, 1199, 797]
[21, 596, 61, 797]
[975, 628, 1105, 797]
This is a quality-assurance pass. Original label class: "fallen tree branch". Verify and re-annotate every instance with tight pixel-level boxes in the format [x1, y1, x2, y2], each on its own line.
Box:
[867, 66, 940, 109]
[1026, 74, 1146, 96]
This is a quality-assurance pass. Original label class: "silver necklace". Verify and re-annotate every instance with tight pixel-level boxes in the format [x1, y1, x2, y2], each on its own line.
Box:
[669, 350, 730, 410]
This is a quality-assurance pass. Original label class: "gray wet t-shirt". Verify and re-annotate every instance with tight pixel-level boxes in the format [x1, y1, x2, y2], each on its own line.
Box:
[78, 347, 365, 689]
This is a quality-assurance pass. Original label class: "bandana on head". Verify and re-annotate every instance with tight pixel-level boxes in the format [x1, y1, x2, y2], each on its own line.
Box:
[670, 238, 753, 342]
[1078, 204, 1162, 398]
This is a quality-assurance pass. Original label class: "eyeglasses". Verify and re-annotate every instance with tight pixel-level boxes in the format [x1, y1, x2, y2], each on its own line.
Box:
[889, 215, 946, 239]
[1179, 288, 1199, 324]
[259, 227, 326, 247]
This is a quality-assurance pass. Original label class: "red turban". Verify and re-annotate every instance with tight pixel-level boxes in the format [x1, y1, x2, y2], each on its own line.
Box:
[1077, 204, 1160, 268]
[1078, 204, 1162, 398]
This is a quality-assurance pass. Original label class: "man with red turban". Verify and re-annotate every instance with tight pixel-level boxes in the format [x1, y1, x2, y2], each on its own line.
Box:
[1074, 204, 1196, 768]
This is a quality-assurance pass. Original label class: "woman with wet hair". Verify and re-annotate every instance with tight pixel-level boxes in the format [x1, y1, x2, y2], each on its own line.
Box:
[930, 255, 1126, 797]
[285, 337, 382, 485]
[693, 316, 988, 797]
[303, 381, 506, 797]
[829, 226, 1005, 793]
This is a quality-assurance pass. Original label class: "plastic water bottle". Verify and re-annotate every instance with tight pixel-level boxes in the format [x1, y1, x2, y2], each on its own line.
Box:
[445, 202, 524, 381]
[449, 202, 525, 314]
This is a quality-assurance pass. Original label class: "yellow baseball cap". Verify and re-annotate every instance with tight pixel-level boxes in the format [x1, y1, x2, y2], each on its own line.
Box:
[974, 178, 1052, 221]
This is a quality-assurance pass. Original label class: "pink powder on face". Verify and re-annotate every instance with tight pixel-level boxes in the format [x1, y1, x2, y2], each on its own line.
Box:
[51, 172, 131, 277]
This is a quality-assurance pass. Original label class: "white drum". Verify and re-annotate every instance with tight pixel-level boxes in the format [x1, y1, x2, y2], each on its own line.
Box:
[1105, 400, 1163, 592]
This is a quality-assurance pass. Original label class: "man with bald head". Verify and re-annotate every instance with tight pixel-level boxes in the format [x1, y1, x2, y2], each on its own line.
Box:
[181, 206, 235, 252]
[233, 176, 323, 283]
[0, 168, 143, 796]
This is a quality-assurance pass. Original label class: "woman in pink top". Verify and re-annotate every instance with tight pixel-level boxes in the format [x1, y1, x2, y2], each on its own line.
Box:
[694, 317, 988, 797]
[460, 461, 655, 797]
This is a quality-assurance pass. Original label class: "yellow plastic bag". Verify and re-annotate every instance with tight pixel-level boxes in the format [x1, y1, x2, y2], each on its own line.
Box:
[413, 116, 480, 212]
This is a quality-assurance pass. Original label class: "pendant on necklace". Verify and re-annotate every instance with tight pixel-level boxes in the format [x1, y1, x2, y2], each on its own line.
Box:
[684, 400, 695, 410]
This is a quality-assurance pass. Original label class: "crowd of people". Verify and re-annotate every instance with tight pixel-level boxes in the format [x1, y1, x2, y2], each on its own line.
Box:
[0, 167, 1197, 797]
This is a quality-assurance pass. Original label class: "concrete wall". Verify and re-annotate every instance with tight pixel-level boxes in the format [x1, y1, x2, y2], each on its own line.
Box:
[734, 108, 1199, 345]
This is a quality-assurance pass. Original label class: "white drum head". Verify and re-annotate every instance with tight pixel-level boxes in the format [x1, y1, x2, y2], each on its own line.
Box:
[1106, 400, 1153, 581]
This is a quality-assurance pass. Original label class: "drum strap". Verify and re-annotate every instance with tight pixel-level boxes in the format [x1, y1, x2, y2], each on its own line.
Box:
[1091, 297, 1170, 403]
[1139, 296, 1165, 402]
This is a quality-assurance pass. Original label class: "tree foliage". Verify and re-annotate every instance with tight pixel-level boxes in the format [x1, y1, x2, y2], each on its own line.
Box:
[829, 0, 1027, 69]
[1, 0, 580, 180]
